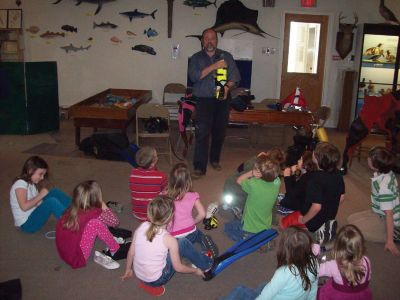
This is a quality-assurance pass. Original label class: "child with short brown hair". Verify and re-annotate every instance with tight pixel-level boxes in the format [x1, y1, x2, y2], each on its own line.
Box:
[348, 146, 399, 256]
[224, 155, 281, 241]
[280, 142, 345, 245]
[129, 146, 167, 221]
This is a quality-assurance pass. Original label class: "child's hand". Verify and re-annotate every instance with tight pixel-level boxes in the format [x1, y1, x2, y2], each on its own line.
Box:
[291, 165, 297, 174]
[385, 241, 400, 256]
[121, 270, 133, 281]
[283, 168, 291, 177]
[257, 152, 267, 158]
[252, 168, 262, 178]
[39, 188, 49, 198]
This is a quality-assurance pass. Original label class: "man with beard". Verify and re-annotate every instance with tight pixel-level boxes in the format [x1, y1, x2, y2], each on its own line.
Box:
[188, 28, 240, 178]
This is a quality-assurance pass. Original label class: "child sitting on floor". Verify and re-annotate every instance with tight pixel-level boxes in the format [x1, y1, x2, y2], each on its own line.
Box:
[348, 146, 400, 256]
[221, 227, 319, 300]
[121, 196, 212, 296]
[129, 146, 167, 221]
[318, 224, 372, 299]
[10, 156, 71, 233]
[224, 154, 280, 241]
[167, 163, 218, 257]
[222, 147, 285, 216]
[280, 142, 345, 244]
[277, 150, 318, 215]
[56, 180, 121, 269]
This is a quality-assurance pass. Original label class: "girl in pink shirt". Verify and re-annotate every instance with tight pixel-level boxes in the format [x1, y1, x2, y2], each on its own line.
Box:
[318, 224, 372, 300]
[167, 163, 218, 257]
[121, 196, 211, 296]
[56, 181, 120, 270]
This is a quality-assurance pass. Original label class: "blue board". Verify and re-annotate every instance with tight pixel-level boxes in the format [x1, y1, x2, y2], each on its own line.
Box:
[204, 229, 278, 281]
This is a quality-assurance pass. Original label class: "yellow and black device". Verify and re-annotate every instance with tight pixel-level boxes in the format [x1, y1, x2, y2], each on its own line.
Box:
[215, 67, 227, 100]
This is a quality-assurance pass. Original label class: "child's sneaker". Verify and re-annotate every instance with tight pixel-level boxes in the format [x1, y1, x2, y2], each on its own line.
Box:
[231, 206, 243, 219]
[315, 220, 337, 245]
[206, 202, 219, 219]
[203, 216, 218, 230]
[202, 235, 219, 258]
[113, 236, 125, 244]
[139, 282, 165, 296]
[93, 251, 120, 269]
[277, 205, 294, 215]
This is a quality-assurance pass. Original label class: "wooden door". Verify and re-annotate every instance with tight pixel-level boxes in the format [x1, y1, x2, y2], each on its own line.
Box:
[280, 14, 329, 112]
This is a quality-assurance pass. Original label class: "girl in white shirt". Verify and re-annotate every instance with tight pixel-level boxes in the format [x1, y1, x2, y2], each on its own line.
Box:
[10, 156, 71, 233]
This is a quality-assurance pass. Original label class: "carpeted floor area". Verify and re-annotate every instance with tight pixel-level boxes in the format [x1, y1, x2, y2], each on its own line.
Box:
[0, 119, 399, 300]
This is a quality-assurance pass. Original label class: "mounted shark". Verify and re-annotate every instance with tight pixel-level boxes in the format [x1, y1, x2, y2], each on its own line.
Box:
[183, 0, 217, 9]
[52, 0, 116, 15]
[60, 43, 91, 53]
[119, 9, 157, 21]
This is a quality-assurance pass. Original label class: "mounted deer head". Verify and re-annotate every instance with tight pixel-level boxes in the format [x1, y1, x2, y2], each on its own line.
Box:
[336, 12, 358, 59]
[338, 12, 358, 33]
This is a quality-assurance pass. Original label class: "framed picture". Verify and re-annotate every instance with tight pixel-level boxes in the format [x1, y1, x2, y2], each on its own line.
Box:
[0, 9, 7, 29]
[7, 9, 22, 29]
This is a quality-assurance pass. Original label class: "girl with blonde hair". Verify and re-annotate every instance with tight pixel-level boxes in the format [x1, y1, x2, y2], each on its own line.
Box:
[121, 195, 212, 296]
[56, 180, 120, 269]
[318, 224, 372, 299]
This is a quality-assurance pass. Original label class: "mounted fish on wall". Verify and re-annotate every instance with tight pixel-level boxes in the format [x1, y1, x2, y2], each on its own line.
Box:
[120, 9, 157, 21]
[52, 0, 116, 15]
[60, 43, 91, 53]
[186, 0, 278, 39]
[183, 0, 217, 9]
[132, 44, 156, 55]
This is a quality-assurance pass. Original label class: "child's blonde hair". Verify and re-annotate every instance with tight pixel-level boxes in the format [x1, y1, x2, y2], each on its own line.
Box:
[63, 180, 103, 231]
[168, 163, 193, 201]
[254, 155, 280, 182]
[136, 146, 157, 169]
[146, 196, 175, 242]
[333, 224, 367, 287]
[277, 227, 318, 291]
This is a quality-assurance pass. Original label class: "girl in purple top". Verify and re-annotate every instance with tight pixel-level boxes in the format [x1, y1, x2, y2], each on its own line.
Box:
[318, 224, 372, 300]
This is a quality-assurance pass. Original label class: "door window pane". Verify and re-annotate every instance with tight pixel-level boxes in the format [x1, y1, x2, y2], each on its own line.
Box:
[287, 22, 320, 73]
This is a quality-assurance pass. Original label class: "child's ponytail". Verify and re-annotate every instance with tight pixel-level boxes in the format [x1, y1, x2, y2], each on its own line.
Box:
[146, 196, 175, 242]
[334, 225, 366, 287]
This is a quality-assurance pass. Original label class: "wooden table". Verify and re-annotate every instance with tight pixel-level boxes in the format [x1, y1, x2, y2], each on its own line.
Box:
[69, 88, 152, 146]
[229, 103, 314, 130]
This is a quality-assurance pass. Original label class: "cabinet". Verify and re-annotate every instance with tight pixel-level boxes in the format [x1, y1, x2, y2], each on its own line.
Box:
[0, 29, 24, 62]
[0, 62, 59, 134]
[354, 24, 400, 118]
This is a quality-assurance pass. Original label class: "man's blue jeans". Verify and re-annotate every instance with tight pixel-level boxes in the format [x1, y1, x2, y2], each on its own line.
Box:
[146, 237, 213, 287]
[21, 188, 71, 233]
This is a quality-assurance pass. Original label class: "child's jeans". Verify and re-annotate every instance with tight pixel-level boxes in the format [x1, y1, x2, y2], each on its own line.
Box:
[219, 282, 266, 300]
[145, 237, 213, 287]
[21, 188, 71, 233]
[185, 228, 208, 251]
[224, 219, 255, 242]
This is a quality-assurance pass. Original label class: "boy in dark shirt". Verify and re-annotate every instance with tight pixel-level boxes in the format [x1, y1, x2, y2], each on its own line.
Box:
[280, 142, 345, 243]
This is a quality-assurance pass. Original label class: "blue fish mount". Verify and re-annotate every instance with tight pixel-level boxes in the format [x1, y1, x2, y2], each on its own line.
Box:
[120, 9, 157, 22]
[52, 0, 116, 15]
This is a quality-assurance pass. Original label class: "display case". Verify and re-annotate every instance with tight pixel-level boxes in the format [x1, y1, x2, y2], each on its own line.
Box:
[354, 24, 400, 117]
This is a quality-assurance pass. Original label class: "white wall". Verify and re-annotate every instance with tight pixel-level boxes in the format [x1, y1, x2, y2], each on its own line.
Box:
[1, 0, 399, 127]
